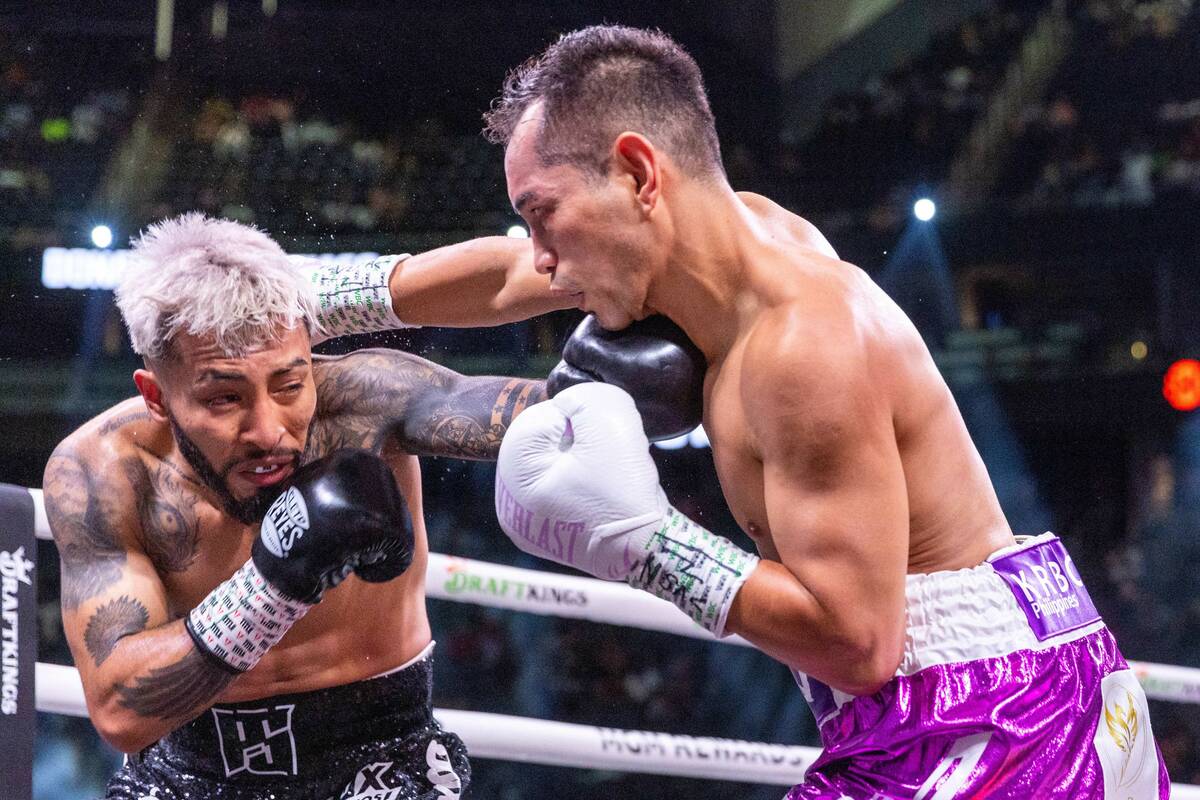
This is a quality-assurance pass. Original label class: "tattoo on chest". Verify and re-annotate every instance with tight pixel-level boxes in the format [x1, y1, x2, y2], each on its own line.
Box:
[43, 452, 127, 611]
[83, 595, 149, 667]
[115, 647, 235, 720]
[124, 458, 201, 574]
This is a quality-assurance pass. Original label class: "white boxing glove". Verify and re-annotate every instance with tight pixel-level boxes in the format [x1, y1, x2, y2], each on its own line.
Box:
[495, 383, 759, 636]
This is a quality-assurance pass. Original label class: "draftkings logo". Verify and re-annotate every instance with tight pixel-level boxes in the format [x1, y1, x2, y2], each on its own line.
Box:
[212, 704, 298, 777]
[0, 546, 34, 715]
[443, 566, 586, 608]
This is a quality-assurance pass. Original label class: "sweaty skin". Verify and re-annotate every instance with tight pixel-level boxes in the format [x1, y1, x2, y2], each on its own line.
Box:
[44, 329, 546, 753]
[505, 108, 1015, 695]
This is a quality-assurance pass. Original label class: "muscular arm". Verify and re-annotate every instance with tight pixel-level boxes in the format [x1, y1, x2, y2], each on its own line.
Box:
[388, 236, 572, 326]
[44, 445, 235, 752]
[724, 316, 909, 695]
[309, 349, 547, 461]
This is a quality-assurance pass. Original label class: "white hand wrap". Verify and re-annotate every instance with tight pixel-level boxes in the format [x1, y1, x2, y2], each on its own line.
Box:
[304, 254, 418, 344]
[185, 559, 312, 673]
[629, 506, 759, 637]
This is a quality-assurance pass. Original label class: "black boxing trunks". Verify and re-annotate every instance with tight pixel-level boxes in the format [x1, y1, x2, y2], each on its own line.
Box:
[103, 644, 469, 800]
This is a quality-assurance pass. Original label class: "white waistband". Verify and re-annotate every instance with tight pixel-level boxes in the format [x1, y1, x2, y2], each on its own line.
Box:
[368, 639, 435, 680]
[900, 533, 1104, 676]
[793, 534, 1107, 724]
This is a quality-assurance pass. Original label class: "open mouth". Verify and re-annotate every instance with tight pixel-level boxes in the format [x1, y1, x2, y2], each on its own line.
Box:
[239, 460, 295, 488]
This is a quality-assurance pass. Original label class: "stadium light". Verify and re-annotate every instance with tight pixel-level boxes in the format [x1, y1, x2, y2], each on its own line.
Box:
[506, 225, 529, 239]
[90, 225, 114, 249]
[913, 198, 936, 222]
[1164, 359, 1200, 412]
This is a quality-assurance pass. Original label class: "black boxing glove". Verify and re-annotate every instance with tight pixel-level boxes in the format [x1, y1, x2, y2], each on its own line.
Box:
[186, 450, 413, 672]
[547, 313, 705, 441]
[251, 449, 414, 602]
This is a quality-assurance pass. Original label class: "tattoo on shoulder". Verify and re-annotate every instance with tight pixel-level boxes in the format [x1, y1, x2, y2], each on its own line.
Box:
[98, 409, 151, 437]
[123, 457, 201, 574]
[83, 595, 149, 667]
[43, 450, 128, 611]
[115, 647, 235, 720]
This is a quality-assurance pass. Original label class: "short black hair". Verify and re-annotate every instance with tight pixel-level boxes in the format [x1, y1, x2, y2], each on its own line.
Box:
[484, 25, 724, 179]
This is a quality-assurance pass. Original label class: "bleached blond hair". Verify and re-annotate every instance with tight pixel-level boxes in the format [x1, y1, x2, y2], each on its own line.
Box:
[116, 213, 321, 361]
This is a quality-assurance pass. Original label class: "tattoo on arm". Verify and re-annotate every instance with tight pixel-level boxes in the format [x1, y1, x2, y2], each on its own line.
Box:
[308, 349, 547, 461]
[410, 376, 547, 459]
[83, 595, 149, 667]
[43, 451, 128, 611]
[115, 647, 235, 720]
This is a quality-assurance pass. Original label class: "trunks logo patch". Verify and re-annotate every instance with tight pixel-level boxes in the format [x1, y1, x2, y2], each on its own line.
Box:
[212, 703, 298, 778]
[1092, 669, 1160, 797]
[425, 739, 462, 797]
[340, 760, 399, 800]
[990, 537, 1100, 641]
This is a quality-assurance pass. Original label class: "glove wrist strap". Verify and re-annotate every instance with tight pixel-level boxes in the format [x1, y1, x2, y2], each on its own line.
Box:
[186, 559, 313, 673]
[627, 506, 759, 637]
[306, 255, 418, 344]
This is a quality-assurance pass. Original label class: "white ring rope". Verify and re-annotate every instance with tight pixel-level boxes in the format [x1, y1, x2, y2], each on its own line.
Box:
[24, 488, 1200, 793]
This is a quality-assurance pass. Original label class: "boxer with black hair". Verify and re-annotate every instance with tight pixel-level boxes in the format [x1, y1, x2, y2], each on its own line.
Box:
[487, 24, 1169, 798]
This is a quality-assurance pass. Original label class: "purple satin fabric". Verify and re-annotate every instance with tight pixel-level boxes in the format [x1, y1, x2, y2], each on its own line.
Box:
[786, 628, 1169, 799]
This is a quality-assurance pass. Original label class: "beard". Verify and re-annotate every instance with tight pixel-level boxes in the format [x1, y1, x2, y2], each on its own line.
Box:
[168, 415, 301, 525]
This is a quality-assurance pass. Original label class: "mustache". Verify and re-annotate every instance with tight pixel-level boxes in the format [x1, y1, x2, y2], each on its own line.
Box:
[168, 415, 303, 525]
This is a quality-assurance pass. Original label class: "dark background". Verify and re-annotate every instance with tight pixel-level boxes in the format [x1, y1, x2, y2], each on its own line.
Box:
[4, 0, 1200, 796]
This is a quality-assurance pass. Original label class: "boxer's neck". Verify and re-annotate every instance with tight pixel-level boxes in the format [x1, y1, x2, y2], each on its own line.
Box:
[647, 182, 761, 363]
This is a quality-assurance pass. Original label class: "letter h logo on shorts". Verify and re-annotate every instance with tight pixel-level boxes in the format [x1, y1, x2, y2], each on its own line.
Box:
[212, 704, 298, 778]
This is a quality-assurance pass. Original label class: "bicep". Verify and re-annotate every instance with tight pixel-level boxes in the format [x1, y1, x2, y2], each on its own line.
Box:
[756, 378, 909, 633]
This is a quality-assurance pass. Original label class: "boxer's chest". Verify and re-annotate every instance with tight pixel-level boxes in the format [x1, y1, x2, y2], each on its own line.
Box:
[702, 358, 776, 558]
[150, 493, 256, 615]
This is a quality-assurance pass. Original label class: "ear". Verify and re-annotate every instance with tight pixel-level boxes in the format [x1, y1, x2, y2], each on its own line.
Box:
[134, 369, 169, 422]
[613, 132, 660, 215]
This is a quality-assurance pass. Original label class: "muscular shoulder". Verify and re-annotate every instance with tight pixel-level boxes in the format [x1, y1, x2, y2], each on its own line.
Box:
[739, 272, 897, 463]
[43, 403, 159, 606]
[46, 401, 209, 583]
[45, 400, 160, 528]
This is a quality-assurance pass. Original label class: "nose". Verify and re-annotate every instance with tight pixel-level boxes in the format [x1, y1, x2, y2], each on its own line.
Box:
[240, 394, 288, 453]
[532, 236, 557, 276]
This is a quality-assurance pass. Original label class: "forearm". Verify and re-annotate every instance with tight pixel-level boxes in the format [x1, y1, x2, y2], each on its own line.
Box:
[626, 509, 903, 695]
[725, 560, 904, 695]
[83, 557, 311, 752]
[387, 236, 570, 327]
[401, 375, 548, 460]
[82, 620, 235, 752]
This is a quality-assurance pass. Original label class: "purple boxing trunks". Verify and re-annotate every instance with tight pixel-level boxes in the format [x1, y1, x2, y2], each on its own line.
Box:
[786, 534, 1168, 799]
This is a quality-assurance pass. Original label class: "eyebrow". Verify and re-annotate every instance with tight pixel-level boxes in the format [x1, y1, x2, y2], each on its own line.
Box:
[194, 358, 308, 386]
[513, 190, 538, 214]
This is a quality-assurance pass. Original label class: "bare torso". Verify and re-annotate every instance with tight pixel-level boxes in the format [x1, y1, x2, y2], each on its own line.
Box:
[65, 366, 436, 703]
[707, 195, 1014, 574]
